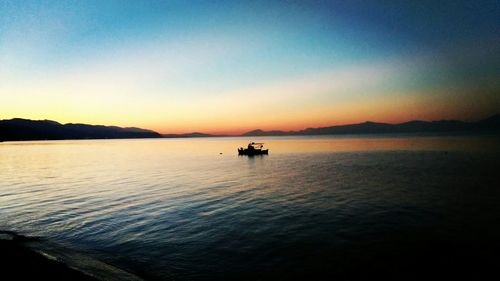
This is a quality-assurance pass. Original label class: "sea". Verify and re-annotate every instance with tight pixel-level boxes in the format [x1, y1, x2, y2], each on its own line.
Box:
[1, 135, 499, 280]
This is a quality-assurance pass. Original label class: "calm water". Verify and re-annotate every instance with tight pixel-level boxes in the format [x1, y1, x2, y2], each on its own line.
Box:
[1, 135, 500, 280]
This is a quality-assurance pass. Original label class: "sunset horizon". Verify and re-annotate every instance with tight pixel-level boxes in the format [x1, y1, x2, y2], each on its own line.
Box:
[2, 112, 499, 136]
[1, 1, 498, 135]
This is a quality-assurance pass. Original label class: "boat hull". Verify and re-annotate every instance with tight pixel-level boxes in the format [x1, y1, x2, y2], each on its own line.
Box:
[238, 148, 269, 155]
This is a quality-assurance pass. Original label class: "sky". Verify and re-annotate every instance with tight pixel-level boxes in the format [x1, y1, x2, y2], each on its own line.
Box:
[1, 0, 499, 134]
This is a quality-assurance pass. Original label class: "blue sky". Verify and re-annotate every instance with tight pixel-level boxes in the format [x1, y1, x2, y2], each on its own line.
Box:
[1, 0, 499, 133]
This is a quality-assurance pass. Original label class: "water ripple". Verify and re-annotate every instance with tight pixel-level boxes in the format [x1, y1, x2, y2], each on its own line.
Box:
[1, 137, 500, 280]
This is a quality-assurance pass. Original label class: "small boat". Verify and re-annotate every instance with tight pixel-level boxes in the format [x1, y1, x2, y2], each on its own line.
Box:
[238, 142, 269, 155]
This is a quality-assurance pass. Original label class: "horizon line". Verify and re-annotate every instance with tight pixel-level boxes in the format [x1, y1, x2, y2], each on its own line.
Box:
[2, 113, 498, 136]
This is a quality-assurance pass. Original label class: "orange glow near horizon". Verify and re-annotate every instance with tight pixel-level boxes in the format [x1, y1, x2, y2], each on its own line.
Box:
[1, 1, 499, 137]
[1, 47, 498, 135]
[2, 81, 498, 136]
[145, 84, 499, 135]
[2, 38, 498, 135]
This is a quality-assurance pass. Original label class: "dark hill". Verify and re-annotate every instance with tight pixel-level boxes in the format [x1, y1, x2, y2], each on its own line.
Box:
[0, 118, 162, 141]
[242, 114, 500, 136]
[162, 132, 224, 138]
[241, 129, 291, 136]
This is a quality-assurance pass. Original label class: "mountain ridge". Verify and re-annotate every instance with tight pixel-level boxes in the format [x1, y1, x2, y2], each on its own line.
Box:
[1, 114, 499, 141]
[241, 114, 500, 136]
[0, 118, 162, 141]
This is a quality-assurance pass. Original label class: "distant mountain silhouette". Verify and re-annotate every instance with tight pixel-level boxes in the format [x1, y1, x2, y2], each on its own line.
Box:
[0, 118, 162, 141]
[242, 114, 500, 136]
[242, 129, 291, 136]
[2, 115, 499, 141]
[162, 132, 224, 138]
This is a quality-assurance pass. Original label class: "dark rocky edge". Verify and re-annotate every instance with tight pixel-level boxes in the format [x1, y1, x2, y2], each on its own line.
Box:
[0, 230, 143, 281]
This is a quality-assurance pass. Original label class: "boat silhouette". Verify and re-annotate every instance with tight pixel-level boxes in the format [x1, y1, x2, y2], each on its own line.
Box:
[238, 142, 269, 155]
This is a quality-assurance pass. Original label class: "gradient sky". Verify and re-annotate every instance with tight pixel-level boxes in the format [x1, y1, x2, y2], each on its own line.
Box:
[1, 0, 499, 134]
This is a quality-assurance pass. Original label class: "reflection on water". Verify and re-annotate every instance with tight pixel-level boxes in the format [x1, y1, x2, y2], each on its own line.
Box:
[1, 135, 500, 280]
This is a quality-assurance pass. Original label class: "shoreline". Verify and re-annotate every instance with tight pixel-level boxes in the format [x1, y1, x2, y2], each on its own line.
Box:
[1, 130, 499, 144]
[0, 230, 143, 281]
